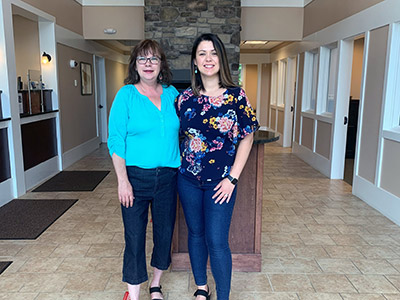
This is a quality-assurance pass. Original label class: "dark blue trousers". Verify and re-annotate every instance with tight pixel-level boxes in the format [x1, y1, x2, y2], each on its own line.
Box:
[177, 173, 237, 300]
[121, 166, 177, 285]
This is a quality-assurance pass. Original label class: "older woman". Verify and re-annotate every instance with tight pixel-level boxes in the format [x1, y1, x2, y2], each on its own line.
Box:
[108, 39, 179, 300]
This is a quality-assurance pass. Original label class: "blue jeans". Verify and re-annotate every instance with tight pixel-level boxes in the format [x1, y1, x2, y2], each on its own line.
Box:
[121, 166, 177, 285]
[177, 173, 237, 300]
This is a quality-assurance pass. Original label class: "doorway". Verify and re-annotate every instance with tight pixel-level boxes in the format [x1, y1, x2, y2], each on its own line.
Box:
[344, 37, 365, 185]
[94, 56, 107, 143]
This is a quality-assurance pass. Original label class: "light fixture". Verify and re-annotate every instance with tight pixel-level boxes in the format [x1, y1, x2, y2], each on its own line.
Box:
[243, 41, 267, 45]
[104, 28, 117, 34]
[42, 52, 52, 64]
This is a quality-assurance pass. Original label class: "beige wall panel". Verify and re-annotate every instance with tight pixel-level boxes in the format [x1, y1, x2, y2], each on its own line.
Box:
[295, 53, 305, 143]
[277, 110, 284, 134]
[259, 63, 271, 127]
[57, 43, 96, 152]
[303, 0, 383, 37]
[21, 0, 83, 35]
[351, 38, 365, 99]
[315, 120, 331, 159]
[245, 64, 258, 110]
[380, 139, 400, 198]
[83, 6, 144, 40]
[270, 108, 276, 131]
[301, 117, 314, 151]
[13, 15, 40, 83]
[358, 26, 388, 183]
[105, 58, 128, 118]
[242, 7, 303, 41]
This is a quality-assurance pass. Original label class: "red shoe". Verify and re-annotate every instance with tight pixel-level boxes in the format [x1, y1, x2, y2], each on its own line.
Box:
[123, 291, 130, 300]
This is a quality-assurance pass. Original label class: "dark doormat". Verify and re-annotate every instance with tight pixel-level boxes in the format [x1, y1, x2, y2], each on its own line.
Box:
[32, 170, 109, 192]
[0, 262, 12, 275]
[0, 199, 77, 239]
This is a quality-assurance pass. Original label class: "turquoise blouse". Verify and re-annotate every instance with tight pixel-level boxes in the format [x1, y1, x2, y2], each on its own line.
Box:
[108, 84, 180, 168]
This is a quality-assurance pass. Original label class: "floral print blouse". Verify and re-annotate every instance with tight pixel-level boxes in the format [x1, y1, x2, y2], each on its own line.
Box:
[175, 86, 259, 181]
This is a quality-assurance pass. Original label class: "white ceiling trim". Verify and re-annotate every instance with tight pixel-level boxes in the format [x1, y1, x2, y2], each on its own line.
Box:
[75, 0, 144, 6]
[75, 0, 312, 7]
[242, 0, 311, 7]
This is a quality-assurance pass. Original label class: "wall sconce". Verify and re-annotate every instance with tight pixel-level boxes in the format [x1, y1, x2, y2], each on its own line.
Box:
[69, 59, 78, 68]
[42, 52, 52, 64]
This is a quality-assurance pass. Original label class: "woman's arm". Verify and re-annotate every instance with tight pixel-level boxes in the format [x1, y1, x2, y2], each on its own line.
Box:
[112, 153, 134, 208]
[213, 132, 254, 204]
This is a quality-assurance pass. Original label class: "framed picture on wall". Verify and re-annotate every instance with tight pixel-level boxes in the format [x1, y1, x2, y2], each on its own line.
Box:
[80, 62, 93, 95]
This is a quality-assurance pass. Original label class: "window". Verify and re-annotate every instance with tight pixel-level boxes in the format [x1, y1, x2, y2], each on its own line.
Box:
[302, 50, 319, 112]
[277, 60, 287, 107]
[317, 45, 338, 115]
[383, 22, 400, 141]
[270, 61, 278, 106]
[238, 64, 243, 86]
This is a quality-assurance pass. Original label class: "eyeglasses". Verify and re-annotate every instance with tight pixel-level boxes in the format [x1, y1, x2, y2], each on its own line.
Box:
[136, 56, 160, 65]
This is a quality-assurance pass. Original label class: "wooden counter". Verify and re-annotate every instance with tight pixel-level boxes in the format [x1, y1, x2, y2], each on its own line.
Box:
[171, 130, 279, 272]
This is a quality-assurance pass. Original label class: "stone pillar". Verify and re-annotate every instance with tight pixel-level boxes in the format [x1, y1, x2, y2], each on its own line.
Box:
[144, 0, 241, 83]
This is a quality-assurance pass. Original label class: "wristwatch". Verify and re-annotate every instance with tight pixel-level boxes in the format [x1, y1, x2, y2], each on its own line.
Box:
[227, 174, 238, 185]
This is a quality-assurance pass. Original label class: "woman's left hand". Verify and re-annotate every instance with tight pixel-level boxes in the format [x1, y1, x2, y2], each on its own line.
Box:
[212, 178, 235, 204]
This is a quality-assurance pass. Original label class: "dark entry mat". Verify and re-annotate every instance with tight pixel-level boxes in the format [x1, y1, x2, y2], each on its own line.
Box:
[32, 170, 109, 192]
[0, 199, 77, 239]
[0, 262, 12, 275]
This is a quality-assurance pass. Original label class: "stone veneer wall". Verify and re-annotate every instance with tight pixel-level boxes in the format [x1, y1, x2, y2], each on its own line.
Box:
[144, 0, 241, 83]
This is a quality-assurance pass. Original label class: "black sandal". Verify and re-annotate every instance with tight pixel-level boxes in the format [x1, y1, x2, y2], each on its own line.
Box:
[194, 286, 211, 300]
[149, 285, 163, 300]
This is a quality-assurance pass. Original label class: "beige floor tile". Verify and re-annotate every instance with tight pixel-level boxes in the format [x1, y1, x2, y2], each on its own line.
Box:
[0, 293, 38, 300]
[18, 257, 64, 273]
[0, 243, 24, 256]
[85, 243, 124, 257]
[230, 272, 271, 292]
[298, 233, 336, 246]
[230, 292, 298, 300]
[323, 246, 364, 259]
[309, 274, 357, 293]
[267, 233, 304, 245]
[298, 293, 342, 299]
[37, 231, 84, 244]
[316, 258, 360, 274]
[77, 232, 115, 244]
[352, 259, 400, 275]
[15, 243, 58, 258]
[261, 258, 285, 273]
[269, 274, 314, 292]
[384, 294, 400, 300]
[357, 245, 400, 259]
[262, 245, 295, 258]
[340, 294, 386, 299]
[306, 224, 341, 235]
[19, 273, 70, 293]
[56, 257, 99, 273]
[290, 245, 330, 259]
[279, 258, 322, 273]
[50, 244, 90, 258]
[347, 274, 399, 293]
[329, 234, 368, 246]
[387, 275, 400, 290]
[63, 272, 111, 292]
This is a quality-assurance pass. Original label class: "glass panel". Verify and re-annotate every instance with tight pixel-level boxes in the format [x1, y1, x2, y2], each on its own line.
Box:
[310, 53, 319, 111]
[326, 47, 338, 113]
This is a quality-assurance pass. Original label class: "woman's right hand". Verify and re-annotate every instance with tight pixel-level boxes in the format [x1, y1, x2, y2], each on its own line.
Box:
[118, 179, 135, 208]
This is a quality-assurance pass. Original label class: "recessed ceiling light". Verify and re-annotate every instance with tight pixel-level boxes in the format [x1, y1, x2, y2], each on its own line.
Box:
[244, 41, 267, 45]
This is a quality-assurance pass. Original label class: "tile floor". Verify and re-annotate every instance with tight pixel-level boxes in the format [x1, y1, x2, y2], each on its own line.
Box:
[1, 143, 400, 300]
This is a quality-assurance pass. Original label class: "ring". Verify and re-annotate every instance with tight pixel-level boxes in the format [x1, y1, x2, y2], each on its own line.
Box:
[224, 193, 229, 197]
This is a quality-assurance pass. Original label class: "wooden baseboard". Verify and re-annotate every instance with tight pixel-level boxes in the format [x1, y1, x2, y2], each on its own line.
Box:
[171, 253, 261, 272]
